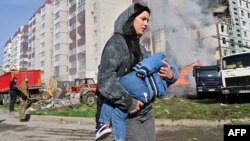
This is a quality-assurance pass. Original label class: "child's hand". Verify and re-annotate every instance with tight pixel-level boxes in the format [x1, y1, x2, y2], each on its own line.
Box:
[129, 100, 144, 114]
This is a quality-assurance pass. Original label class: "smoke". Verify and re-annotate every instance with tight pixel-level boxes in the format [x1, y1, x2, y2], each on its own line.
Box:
[151, 0, 217, 67]
[150, 0, 219, 95]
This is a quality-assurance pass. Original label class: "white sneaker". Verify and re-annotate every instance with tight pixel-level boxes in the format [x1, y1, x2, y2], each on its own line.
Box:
[95, 123, 112, 140]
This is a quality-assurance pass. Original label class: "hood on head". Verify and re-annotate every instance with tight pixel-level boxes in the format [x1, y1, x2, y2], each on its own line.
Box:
[114, 2, 150, 36]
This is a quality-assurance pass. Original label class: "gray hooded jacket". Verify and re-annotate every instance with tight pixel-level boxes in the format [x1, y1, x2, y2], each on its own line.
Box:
[97, 4, 150, 113]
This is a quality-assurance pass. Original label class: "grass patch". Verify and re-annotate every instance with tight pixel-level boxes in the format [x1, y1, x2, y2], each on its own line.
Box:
[31, 104, 97, 117]
[1, 97, 250, 120]
[154, 97, 250, 120]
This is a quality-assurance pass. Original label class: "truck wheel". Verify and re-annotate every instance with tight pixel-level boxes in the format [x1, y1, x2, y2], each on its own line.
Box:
[83, 92, 96, 106]
[197, 92, 205, 99]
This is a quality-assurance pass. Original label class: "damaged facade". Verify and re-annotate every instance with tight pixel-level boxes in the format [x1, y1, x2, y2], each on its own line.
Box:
[215, 0, 250, 57]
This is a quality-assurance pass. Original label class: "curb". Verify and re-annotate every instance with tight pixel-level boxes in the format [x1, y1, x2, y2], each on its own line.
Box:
[29, 114, 250, 127]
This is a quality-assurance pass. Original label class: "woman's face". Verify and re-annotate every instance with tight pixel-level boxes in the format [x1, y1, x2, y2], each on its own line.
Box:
[133, 11, 150, 36]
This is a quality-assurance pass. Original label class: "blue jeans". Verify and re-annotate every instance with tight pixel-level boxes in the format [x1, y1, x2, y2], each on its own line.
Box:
[99, 99, 127, 141]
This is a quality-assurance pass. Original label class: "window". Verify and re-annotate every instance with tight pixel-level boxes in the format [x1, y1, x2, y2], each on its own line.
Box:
[41, 42, 45, 48]
[55, 12, 60, 19]
[55, 43, 60, 50]
[248, 13, 250, 18]
[241, 10, 244, 16]
[55, 33, 60, 40]
[222, 37, 226, 44]
[55, 0, 60, 7]
[41, 61, 44, 66]
[242, 20, 246, 26]
[221, 25, 224, 32]
[41, 32, 45, 38]
[41, 23, 45, 29]
[40, 51, 44, 57]
[55, 55, 60, 62]
[70, 23, 76, 30]
[41, 15, 45, 21]
[244, 31, 247, 37]
[55, 22, 60, 29]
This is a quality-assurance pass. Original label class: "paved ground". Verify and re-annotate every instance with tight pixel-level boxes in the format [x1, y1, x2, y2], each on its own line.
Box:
[1, 109, 250, 141]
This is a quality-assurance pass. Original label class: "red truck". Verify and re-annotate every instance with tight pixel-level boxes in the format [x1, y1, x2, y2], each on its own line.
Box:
[0, 70, 43, 104]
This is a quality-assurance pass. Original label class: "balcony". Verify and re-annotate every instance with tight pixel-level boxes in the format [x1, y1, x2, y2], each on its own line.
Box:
[69, 42, 76, 49]
[69, 17, 76, 25]
[77, 10, 85, 23]
[69, 67, 77, 75]
[69, 29, 76, 40]
[69, 3, 76, 13]
[69, 54, 77, 62]
[77, 24, 85, 37]
[77, 37, 85, 46]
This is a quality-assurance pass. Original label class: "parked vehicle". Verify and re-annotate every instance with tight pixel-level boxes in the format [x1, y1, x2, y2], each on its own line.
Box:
[221, 52, 250, 97]
[66, 78, 97, 106]
[193, 65, 222, 98]
[169, 60, 203, 95]
[0, 70, 42, 104]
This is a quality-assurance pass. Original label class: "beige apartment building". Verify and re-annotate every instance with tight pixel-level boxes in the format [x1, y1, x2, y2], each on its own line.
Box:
[85, 0, 132, 80]
[2, 25, 29, 71]
[39, 1, 53, 86]
[52, 0, 69, 82]
[2, 38, 12, 71]
[2, 0, 153, 85]
[28, 9, 41, 71]
[68, 0, 86, 81]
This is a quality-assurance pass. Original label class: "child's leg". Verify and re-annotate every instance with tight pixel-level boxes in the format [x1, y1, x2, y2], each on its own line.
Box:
[98, 99, 114, 123]
[95, 99, 113, 140]
[111, 107, 128, 141]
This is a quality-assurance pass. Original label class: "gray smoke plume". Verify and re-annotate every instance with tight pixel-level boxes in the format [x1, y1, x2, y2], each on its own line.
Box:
[151, 0, 217, 67]
[150, 0, 219, 95]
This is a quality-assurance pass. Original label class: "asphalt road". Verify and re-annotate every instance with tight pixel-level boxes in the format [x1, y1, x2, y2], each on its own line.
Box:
[0, 109, 248, 141]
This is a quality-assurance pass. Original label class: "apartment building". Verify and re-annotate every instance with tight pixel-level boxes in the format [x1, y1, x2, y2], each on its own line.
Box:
[226, 0, 250, 55]
[28, 9, 41, 70]
[68, 0, 85, 81]
[2, 0, 155, 84]
[53, 0, 69, 82]
[2, 25, 29, 71]
[210, 0, 250, 58]
[19, 25, 29, 70]
[85, 0, 132, 80]
[2, 38, 12, 71]
[39, 0, 53, 86]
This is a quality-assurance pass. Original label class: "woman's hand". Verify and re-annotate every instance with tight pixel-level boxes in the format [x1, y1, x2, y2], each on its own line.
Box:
[158, 60, 173, 80]
[129, 100, 143, 114]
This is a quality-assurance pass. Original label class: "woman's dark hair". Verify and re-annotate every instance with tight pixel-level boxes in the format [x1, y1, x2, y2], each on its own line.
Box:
[123, 3, 150, 72]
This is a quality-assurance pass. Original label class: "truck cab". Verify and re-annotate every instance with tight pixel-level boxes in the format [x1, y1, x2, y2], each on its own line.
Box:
[221, 52, 250, 96]
[193, 65, 222, 98]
